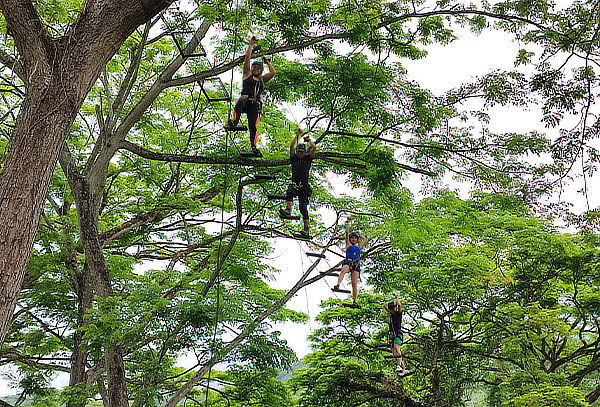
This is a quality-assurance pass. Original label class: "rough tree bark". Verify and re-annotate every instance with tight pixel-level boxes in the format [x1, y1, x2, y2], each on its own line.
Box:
[0, 0, 173, 347]
[65, 152, 131, 406]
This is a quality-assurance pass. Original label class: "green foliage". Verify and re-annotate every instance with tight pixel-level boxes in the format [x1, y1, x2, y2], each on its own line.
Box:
[292, 192, 600, 407]
[209, 366, 294, 407]
[33, 0, 84, 34]
[510, 385, 590, 407]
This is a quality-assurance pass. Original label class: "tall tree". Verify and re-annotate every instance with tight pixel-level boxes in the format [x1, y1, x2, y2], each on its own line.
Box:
[291, 191, 599, 406]
[0, 0, 173, 348]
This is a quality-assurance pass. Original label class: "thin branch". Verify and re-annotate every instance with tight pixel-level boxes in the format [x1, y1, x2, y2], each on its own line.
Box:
[0, 49, 25, 83]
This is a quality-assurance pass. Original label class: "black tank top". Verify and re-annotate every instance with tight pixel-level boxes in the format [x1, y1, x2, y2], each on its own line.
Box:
[389, 311, 402, 336]
[241, 76, 264, 99]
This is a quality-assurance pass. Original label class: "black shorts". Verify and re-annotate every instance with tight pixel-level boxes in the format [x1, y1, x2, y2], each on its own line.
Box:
[236, 97, 262, 114]
[342, 259, 361, 272]
[285, 183, 312, 206]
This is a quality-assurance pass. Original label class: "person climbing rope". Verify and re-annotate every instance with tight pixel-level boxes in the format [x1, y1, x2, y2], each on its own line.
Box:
[384, 294, 410, 376]
[225, 36, 275, 157]
[279, 128, 316, 239]
[333, 217, 366, 307]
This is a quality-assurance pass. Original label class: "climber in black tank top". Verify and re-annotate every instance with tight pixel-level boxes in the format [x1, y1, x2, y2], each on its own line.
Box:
[225, 36, 275, 157]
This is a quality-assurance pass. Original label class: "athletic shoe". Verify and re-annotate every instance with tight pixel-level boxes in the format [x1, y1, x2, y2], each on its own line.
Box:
[251, 146, 262, 157]
[296, 229, 310, 238]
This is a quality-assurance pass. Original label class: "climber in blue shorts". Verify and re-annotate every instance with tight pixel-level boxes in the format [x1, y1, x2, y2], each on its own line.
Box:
[333, 217, 366, 308]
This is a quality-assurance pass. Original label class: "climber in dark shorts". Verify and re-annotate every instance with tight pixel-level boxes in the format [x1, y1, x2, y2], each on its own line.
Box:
[384, 294, 410, 376]
[279, 128, 316, 238]
[225, 36, 275, 157]
[333, 217, 366, 307]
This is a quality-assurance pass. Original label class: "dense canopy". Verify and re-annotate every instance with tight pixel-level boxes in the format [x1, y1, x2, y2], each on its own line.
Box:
[0, 0, 598, 406]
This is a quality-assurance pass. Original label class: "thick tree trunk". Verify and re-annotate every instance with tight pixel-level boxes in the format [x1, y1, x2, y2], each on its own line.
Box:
[68, 266, 93, 407]
[0, 0, 172, 347]
[0, 83, 79, 344]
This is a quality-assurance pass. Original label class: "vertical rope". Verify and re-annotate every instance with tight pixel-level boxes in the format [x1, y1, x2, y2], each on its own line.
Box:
[203, 1, 241, 404]
[203, 131, 228, 405]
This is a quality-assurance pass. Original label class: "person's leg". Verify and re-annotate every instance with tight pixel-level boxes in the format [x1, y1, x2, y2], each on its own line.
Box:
[229, 98, 245, 126]
[350, 269, 359, 304]
[281, 183, 297, 217]
[298, 188, 310, 233]
[247, 102, 260, 149]
[335, 264, 350, 288]
[392, 341, 405, 369]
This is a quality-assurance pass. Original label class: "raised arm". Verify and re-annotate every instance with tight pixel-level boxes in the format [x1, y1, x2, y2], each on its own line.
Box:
[242, 36, 257, 78]
[345, 218, 351, 247]
[358, 232, 367, 248]
[393, 293, 403, 312]
[262, 56, 276, 83]
[289, 128, 301, 157]
[305, 134, 316, 157]
[384, 294, 404, 314]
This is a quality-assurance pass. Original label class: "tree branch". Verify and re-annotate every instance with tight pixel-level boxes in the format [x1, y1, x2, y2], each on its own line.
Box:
[0, 49, 25, 83]
[0, 349, 71, 373]
[164, 233, 339, 407]
[119, 139, 367, 169]
[163, 32, 349, 88]
[98, 185, 222, 246]
[378, 9, 551, 33]
[0, 0, 50, 70]
[87, 17, 212, 176]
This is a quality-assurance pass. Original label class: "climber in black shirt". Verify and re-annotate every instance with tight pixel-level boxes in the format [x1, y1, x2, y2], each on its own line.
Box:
[225, 36, 275, 157]
[279, 128, 317, 238]
[384, 294, 410, 376]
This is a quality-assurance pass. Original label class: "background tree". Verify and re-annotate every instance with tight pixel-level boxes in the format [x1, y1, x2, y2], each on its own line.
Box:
[0, 0, 174, 354]
[291, 192, 599, 407]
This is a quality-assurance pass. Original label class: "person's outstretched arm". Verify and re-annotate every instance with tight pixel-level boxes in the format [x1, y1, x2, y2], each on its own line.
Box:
[242, 36, 257, 78]
[305, 135, 316, 157]
[345, 217, 351, 247]
[289, 128, 301, 157]
[262, 57, 276, 83]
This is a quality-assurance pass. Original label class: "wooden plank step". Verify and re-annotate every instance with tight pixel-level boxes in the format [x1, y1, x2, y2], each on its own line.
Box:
[267, 194, 287, 200]
[306, 253, 326, 258]
[332, 287, 351, 294]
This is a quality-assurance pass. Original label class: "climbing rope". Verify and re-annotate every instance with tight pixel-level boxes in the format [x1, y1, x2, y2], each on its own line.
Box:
[202, 1, 243, 404]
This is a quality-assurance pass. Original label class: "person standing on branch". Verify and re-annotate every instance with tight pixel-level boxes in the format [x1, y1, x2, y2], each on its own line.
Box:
[279, 128, 316, 239]
[333, 217, 366, 308]
[225, 36, 275, 157]
[384, 294, 410, 376]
